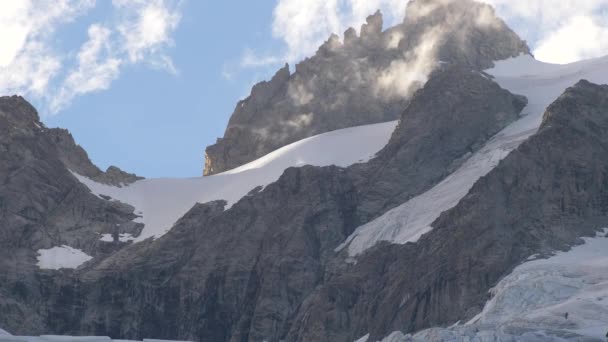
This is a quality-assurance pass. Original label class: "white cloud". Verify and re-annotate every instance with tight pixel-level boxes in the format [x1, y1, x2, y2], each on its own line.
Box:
[252, 0, 608, 69]
[473, 0, 608, 63]
[51, 24, 122, 112]
[534, 16, 608, 64]
[0, 0, 183, 115]
[114, 0, 181, 69]
[241, 48, 282, 68]
[0, 0, 95, 98]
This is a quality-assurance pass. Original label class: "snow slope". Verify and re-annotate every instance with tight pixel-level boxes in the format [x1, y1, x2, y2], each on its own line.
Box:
[74, 121, 398, 242]
[339, 54, 608, 257]
[37, 246, 93, 270]
[375, 229, 608, 342]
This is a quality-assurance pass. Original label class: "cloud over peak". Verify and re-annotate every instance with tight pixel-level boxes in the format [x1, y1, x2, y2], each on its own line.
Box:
[242, 0, 608, 70]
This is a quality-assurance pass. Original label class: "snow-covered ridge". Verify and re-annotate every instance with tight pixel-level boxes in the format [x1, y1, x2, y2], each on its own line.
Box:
[375, 229, 608, 341]
[338, 54, 608, 257]
[74, 121, 398, 242]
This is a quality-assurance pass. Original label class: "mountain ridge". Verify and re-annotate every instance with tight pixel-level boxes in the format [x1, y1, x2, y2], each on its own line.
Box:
[2, 0, 608, 341]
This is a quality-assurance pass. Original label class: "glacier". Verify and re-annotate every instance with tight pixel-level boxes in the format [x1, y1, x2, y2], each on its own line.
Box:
[372, 229, 608, 342]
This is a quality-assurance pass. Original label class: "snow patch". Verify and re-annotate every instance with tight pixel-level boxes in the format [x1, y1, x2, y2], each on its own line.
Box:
[36, 246, 93, 270]
[339, 54, 608, 256]
[73, 121, 398, 242]
[99, 233, 135, 243]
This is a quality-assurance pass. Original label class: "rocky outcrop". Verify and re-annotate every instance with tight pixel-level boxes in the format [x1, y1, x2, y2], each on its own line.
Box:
[286, 80, 608, 341]
[352, 64, 527, 221]
[203, 0, 530, 175]
[0, 96, 141, 334]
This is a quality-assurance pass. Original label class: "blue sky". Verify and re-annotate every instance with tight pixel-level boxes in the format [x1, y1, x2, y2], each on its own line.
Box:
[1, 0, 608, 178]
[22, 1, 284, 178]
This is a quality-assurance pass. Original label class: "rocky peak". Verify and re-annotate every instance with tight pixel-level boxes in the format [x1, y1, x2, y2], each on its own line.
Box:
[360, 10, 383, 39]
[0, 96, 43, 134]
[344, 27, 358, 45]
[203, 0, 531, 176]
[541, 79, 608, 130]
[0, 95, 142, 186]
[318, 34, 343, 56]
[399, 0, 530, 69]
[45, 128, 143, 186]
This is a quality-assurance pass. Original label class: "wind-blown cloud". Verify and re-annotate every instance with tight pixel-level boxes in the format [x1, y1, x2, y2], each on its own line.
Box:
[0, 0, 182, 115]
[50, 24, 122, 113]
[243, 0, 608, 69]
[483, 0, 608, 63]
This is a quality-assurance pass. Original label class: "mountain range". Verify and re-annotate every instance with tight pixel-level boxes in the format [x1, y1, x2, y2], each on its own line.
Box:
[1, 0, 608, 341]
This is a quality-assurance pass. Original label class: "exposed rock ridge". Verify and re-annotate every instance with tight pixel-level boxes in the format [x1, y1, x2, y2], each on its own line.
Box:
[351, 64, 527, 221]
[203, 0, 530, 175]
[0, 96, 142, 186]
[46, 128, 143, 186]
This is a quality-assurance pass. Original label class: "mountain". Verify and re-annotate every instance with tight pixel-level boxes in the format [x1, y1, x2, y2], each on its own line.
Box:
[203, 0, 529, 175]
[2, 0, 608, 341]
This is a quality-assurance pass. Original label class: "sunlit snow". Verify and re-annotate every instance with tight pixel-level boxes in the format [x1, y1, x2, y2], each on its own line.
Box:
[74, 121, 398, 242]
[36, 246, 93, 270]
[338, 54, 608, 256]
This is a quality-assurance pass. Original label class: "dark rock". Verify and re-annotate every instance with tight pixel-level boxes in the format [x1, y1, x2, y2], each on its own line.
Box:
[361, 10, 383, 40]
[352, 64, 527, 220]
[46, 128, 143, 186]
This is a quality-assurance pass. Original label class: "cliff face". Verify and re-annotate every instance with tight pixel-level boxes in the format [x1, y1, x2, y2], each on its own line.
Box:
[203, 0, 530, 175]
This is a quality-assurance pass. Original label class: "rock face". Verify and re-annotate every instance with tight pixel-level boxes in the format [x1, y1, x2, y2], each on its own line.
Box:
[203, 0, 530, 175]
[0, 96, 142, 333]
[8, 65, 528, 340]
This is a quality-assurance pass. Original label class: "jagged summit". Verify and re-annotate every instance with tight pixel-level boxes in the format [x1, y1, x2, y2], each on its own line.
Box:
[203, 0, 530, 175]
[0, 96, 142, 186]
[0, 95, 42, 131]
